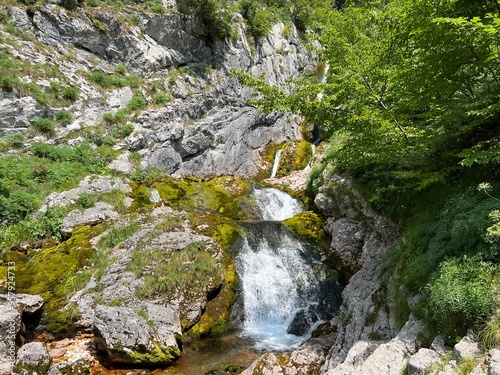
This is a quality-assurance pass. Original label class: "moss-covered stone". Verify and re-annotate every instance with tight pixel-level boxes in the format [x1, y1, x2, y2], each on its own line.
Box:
[119, 341, 181, 365]
[187, 252, 238, 338]
[276, 140, 313, 178]
[8, 224, 105, 332]
[282, 211, 326, 243]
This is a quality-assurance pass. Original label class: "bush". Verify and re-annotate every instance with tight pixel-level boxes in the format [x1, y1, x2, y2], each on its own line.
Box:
[0, 133, 25, 151]
[126, 95, 147, 111]
[114, 123, 134, 138]
[153, 91, 172, 105]
[55, 110, 73, 125]
[427, 257, 498, 340]
[31, 117, 55, 135]
[114, 64, 128, 75]
[62, 86, 79, 102]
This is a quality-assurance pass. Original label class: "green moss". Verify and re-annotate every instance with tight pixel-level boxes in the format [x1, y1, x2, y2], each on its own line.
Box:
[282, 211, 326, 244]
[276, 141, 313, 178]
[119, 341, 180, 365]
[9, 224, 105, 332]
[187, 252, 238, 338]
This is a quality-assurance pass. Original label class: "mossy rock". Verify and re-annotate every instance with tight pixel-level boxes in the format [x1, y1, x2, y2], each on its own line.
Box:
[187, 251, 238, 338]
[11, 224, 105, 332]
[276, 140, 313, 178]
[119, 341, 181, 366]
[130, 176, 253, 220]
[282, 211, 326, 243]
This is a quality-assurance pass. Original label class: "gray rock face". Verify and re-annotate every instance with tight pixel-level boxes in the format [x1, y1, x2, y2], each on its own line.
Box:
[61, 202, 119, 237]
[13, 342, 51, 375]
[408, 348, 441, 375]
[0, 304, 20, 374]
[93, 304, 181, 365]
[0, 96, 49, 132]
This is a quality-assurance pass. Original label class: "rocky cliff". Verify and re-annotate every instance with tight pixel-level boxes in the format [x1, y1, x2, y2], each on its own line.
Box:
[1, 2, 313, 177]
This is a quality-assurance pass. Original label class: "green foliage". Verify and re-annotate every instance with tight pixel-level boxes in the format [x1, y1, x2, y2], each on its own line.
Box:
[31, 117, 56, 135]
[135, 240, 221, 298]
[153, 91, 172, 105]
[92, 19, 109, 32]
[114, 63, 128, 75]
[126, 94, 147, 111]
[61, 86, 79, 102]
[283, 211, 326, 244]
[55, 110, 73, 125]
[0, 133, 24, 151]
[98, 222, 140, 250]
[427, 257, 498, 341]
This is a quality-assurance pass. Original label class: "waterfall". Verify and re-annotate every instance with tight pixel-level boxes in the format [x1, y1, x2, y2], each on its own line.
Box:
[252, 185, 303, 221]
[270, 149, 282, 178]
[235, 187, 342, 351]
[305, 143, 316, 169]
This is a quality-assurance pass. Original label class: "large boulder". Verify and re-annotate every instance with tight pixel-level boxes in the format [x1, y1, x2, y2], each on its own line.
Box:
[13, 342, 51, 375]
[408, 348, 441, 375]
[93, 304, 181, 366]
[60, 202, 119, 237]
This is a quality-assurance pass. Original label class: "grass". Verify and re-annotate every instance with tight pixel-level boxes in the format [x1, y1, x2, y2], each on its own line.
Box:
[134, 240, 221, 298]
[97, 222, 140, 250]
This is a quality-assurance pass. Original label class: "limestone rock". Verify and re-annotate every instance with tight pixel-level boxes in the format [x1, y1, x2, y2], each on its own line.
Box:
[40, 175, 131, 211]
[0, 304, 21, 374]
[13, 342, 51, 375]
[408, 348, 441, 375]
[0, 96, 49, 131]
[487, 349, 500, 375]
[47, 358, 91, 375]
[61, 202, 119, 236]
[93, 305, 181, 365]
[0, 294, 44, 316]
[453, 331, 482, 359]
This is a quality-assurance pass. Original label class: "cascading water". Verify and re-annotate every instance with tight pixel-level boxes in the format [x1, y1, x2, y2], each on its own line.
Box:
[235, 186, 342, 351]
[270, 149, 282, 178]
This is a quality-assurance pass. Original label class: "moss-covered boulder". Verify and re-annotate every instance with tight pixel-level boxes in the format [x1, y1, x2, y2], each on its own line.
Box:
[13, 342, 51, 375]
[283, 211, 326, 244]
[93, 304, 181, 366]
[276, 141, 313, 178]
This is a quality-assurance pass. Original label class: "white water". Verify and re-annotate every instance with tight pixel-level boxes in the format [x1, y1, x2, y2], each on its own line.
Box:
[305, 143, 316, 169]
[270, 149, 282, 178]
[235, 187, 328, 351]
[253, 186, 303, 221]
[237, 232, 320, 351]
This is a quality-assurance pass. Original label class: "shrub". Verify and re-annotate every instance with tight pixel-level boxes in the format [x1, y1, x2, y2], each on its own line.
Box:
[62, 86, 79, 102]
[31, 117, 55, 135]
[427, 257, 498, 340]
[114, 123, 134, 138]
[76, 193, 95, 209]
[126, 95, 147, 111]
[0, 133, 25, 151]
[55, 110, 73, 125]
[153, 91, 172, 105]
[114, 64, 128, 75]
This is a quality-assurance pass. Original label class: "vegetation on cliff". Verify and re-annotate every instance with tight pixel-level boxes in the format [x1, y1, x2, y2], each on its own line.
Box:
[238, 0, 500, 345]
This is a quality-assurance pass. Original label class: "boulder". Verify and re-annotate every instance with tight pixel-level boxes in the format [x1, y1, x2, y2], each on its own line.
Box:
[13, 342, 51, 375]
[93, 305, 181, 366]
[487, 349, 500, 375]
[60, 202, 119, 237]
[453, 331, 482, 359]
[47, 358, 91, 375]
[408, 348, 441, 375]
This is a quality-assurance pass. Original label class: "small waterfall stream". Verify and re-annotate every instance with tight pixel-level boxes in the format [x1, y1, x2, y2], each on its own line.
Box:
[270, 149, 282, 178]
[235, 186, 341, 351]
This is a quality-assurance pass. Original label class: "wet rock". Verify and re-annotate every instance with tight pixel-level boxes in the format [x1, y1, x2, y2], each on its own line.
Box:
[61, 202, 119, 237]
[93, 305, 181, 366]
[13, 342, 51, 375]
[408, 348, 441, 375]
[287, 309, 313, 337]
[453, 331, 482, 359]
